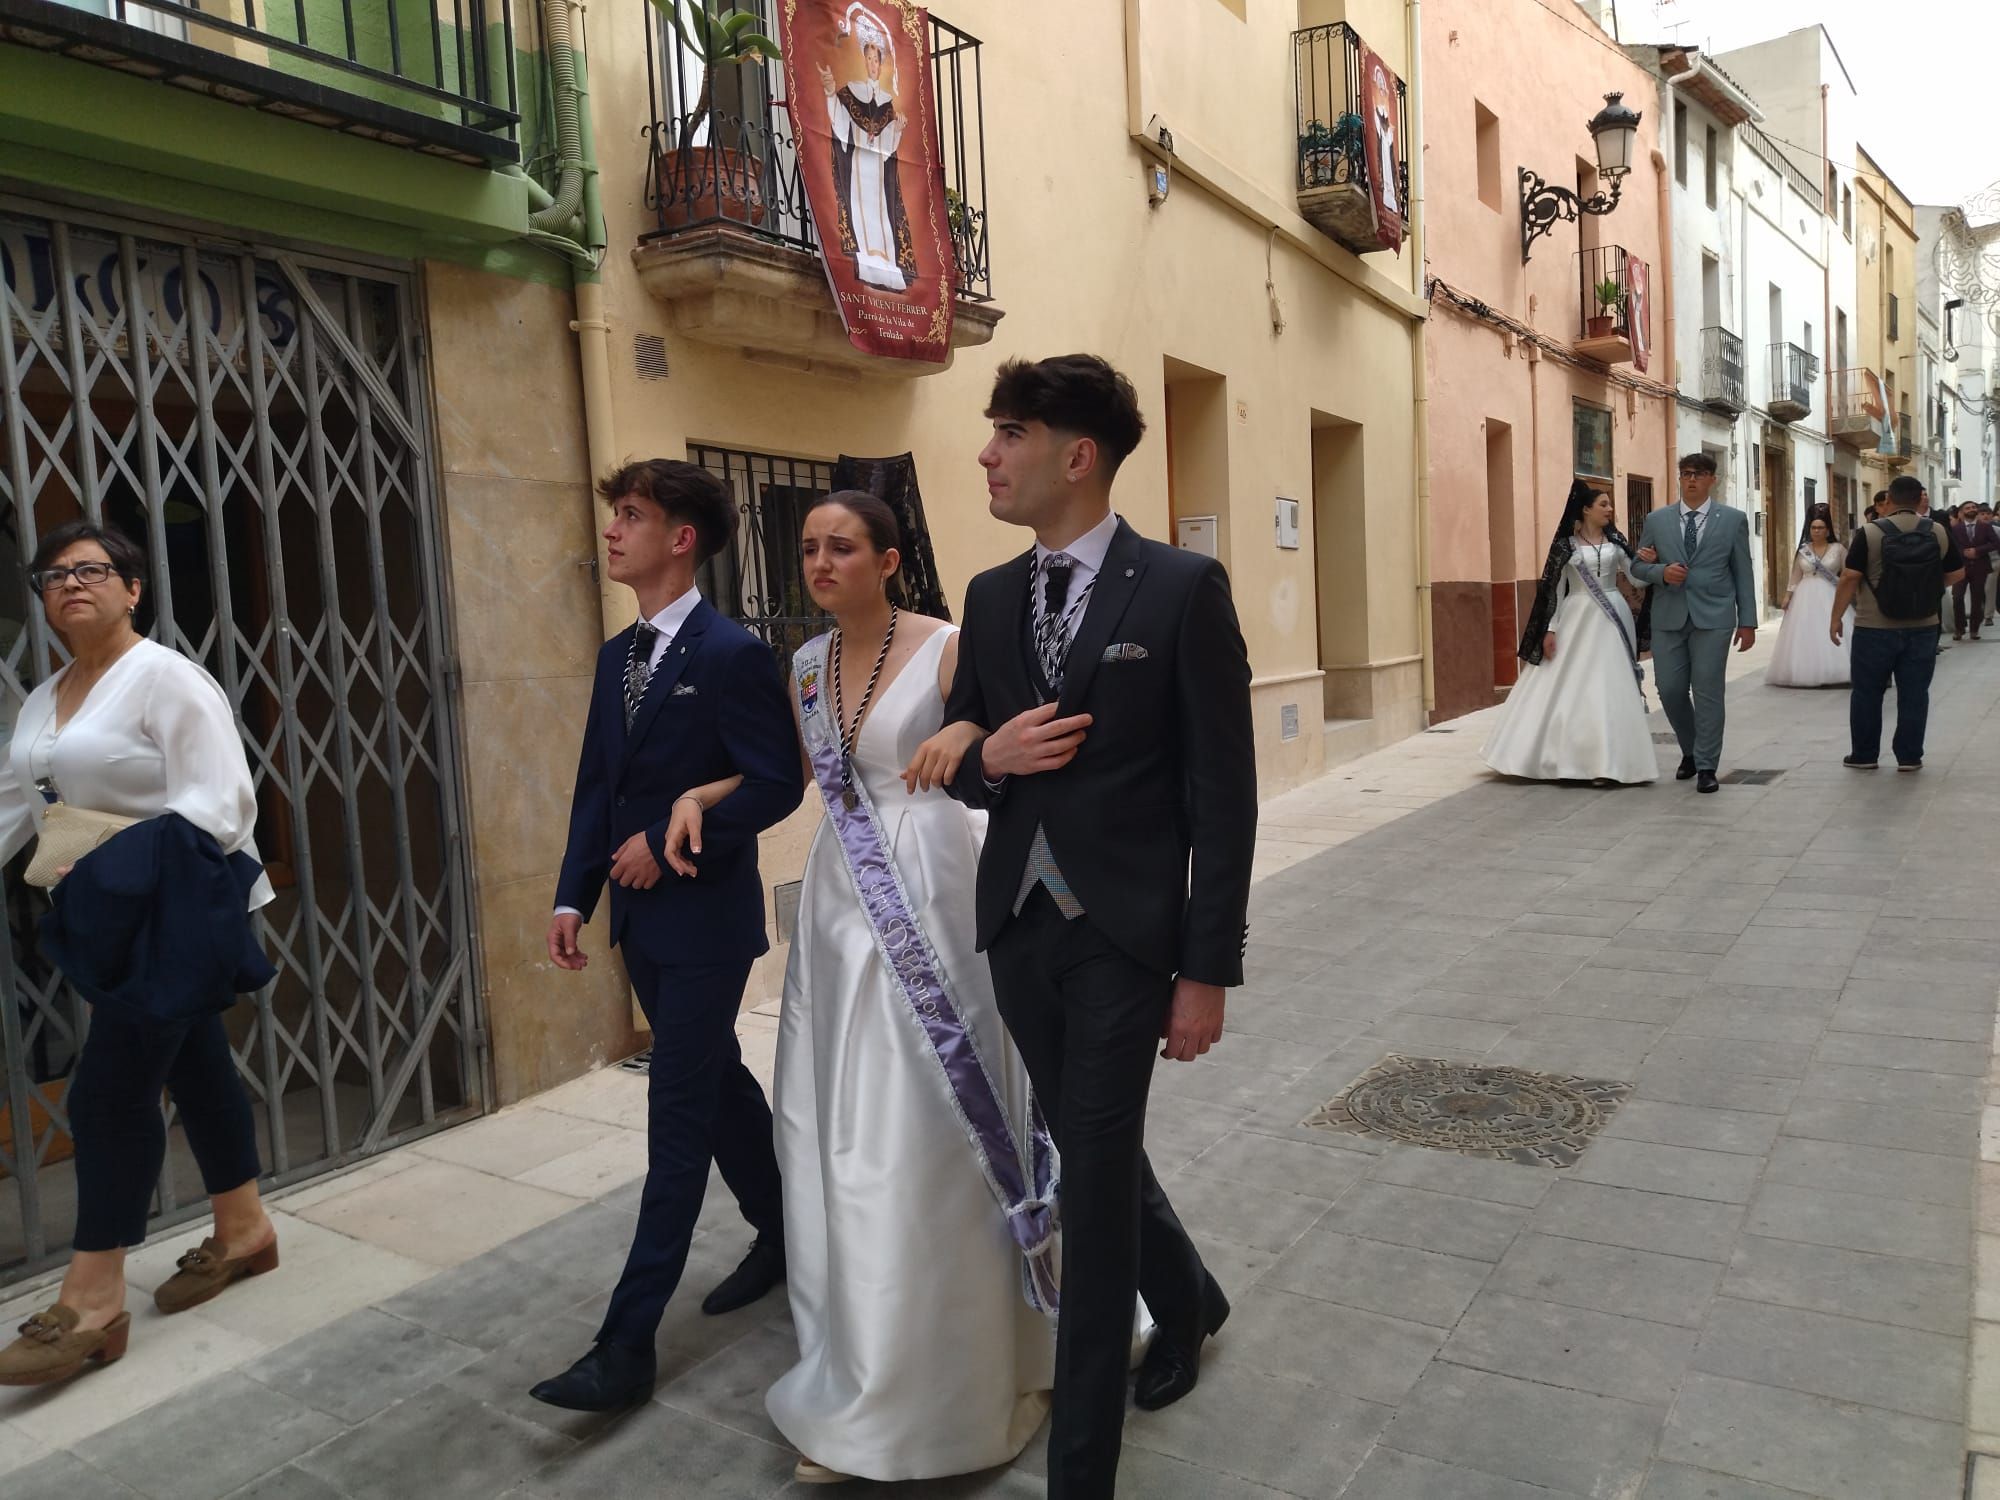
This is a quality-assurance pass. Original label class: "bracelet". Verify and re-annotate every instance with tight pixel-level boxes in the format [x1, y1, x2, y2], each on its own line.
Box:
[675, 794, 703, 811]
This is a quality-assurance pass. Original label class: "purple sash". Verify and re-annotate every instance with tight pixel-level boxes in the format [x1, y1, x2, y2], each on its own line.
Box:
[793, 634, 1059, 1315]
[1801, 547, 1841, 585]
[1570, 544, 1643, 695]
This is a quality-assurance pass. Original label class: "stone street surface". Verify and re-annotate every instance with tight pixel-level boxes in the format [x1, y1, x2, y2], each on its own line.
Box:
[6, 633, 2000, 1499]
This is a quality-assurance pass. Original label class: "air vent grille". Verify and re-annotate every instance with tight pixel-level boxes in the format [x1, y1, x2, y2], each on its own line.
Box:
[634, 332, 670, 381]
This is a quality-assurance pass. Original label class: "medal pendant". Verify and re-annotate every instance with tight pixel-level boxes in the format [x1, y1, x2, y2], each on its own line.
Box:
[841, 788, 858, 812]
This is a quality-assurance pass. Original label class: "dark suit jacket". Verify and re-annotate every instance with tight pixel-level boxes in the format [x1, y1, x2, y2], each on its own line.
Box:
[1952, 522, 1998, 579]
[944, 520, 1258, 986]
[555, 599, 804, 967]
[41, 813, 275, 1024]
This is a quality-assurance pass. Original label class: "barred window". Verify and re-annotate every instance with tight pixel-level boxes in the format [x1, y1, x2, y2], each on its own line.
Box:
[689, 445, 835, 674]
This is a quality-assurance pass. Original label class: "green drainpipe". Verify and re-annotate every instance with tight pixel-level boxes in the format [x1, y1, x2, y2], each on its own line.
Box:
[524, 0, 596, 265]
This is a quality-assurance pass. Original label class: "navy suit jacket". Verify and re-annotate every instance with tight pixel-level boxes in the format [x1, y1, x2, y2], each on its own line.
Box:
[555, 599, 804, 967]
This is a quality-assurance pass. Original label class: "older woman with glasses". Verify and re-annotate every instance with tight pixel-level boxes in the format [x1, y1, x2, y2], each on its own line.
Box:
[0, 520, 277, 1388]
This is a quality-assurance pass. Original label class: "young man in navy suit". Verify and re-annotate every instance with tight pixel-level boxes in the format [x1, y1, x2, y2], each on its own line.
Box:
[532, 459, 804, 1412]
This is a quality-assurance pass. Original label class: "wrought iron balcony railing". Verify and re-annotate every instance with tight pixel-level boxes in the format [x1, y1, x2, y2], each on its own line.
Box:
[1698, 326, 1745, 412]
[1896, 411, 1914, 458]
[1292, 21, 1410, 258]
[1575, 244, 1642, 356]
[1831, 368, 1882, 442]
[0, 0, 519, 162]
[1767, 341, 1816, 421]
[641, 1, 993, 303]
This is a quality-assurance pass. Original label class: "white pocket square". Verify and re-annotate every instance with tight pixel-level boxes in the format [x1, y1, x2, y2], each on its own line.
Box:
[671, 683, 699, 696]
[1101, 643, 1149, 662]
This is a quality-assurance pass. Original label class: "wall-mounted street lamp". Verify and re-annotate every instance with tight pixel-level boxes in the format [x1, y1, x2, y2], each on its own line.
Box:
[1519, 91, 1643, 263]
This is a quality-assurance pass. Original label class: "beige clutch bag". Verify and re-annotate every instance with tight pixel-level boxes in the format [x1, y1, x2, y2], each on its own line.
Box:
[24, 804, 140, 889]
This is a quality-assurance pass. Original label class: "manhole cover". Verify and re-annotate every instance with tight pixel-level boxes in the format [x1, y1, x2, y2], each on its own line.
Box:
[1719, 769, 1786, 785]
[618, 1049, 652, 1074]
[1304, 1056, 1631, 1168]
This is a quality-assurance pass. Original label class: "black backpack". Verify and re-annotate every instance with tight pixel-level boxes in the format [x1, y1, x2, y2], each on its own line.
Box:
[1866, 518, 1944, 621]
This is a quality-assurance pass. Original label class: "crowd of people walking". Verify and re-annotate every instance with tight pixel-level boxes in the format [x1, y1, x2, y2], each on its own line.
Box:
[1484, 464, 1971, 786]
[0, 355, 1256, 1500]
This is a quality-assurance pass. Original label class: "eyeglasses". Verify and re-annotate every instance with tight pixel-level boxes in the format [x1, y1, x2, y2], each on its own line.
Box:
[27, 562, 118, 593]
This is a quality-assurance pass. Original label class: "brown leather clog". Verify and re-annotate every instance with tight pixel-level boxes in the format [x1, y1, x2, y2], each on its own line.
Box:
[0, 1304, 130, 1386]
[153, 1235, 279, 1315]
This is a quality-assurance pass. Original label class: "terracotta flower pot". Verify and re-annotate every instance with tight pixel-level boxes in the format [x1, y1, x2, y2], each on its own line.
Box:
[654, 145, 768, 231]
[1587, 313, 1617, 338]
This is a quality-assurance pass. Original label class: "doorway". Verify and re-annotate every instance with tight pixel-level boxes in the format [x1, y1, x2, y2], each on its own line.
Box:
[1311, 413, 1366, 722]
[1762, 438, 1792, 608]
[1486, 420, 1516, 688]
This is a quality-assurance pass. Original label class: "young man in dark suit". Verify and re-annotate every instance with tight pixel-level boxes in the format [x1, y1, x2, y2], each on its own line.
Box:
[532, 460, 804, 1412]
[942, 355, 1258, 1499]
[1950, 501, 1997, 640]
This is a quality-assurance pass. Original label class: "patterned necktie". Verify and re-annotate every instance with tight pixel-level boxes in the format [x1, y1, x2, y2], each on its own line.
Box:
[1683, 508, 1701, 563]
[1034, 554, 1075, 693]
[624, 623, 659, 730]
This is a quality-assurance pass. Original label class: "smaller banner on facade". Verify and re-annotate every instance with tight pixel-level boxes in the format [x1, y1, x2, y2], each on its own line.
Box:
[782, 0, 954, 364]
[1623, 256, 1652, 373]
[1358, 43, 1406, 253]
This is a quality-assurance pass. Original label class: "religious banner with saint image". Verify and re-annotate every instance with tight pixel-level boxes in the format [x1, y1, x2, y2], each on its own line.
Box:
[1358, 42, 1406, 253]
[1624, 255, 1652, 373]
[781, 0, 954, 364]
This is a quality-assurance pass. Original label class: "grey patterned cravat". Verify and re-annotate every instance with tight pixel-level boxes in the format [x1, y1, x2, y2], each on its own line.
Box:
[623, 623, 659, 730]
[1034, 554, 1075, 692]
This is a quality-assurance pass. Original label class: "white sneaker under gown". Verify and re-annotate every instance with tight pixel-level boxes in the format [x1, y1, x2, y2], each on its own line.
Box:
[767, 626, 1054, 1480]
[1482, 538, 1659, 784]
[1766, 542, 1853, 688]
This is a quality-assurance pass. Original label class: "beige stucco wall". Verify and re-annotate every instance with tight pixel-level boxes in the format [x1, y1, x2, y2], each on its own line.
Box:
[579, 0, 1427, 1006]
[1418, 0, 1672, 721]
[1855, 145, 1919, 450]
[422, 261, 641, 1105]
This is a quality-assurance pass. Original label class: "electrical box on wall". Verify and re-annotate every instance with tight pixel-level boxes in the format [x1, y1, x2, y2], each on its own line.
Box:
[1176, 515, 1219, 558]
[1274, 497, 1301, 549]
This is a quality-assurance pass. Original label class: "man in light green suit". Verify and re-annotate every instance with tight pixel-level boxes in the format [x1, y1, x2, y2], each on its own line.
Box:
[1628, 453, 1759, 793]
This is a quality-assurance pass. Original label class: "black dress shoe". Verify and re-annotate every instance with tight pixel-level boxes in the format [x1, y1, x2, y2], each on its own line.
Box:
[702, 1236, 785, 1316]
[1696, 770, 1719, 793]
[529, 1342, 655, 1412]
[1675, 756, 1697, 781]
[1134, 1274, 1231, 1412]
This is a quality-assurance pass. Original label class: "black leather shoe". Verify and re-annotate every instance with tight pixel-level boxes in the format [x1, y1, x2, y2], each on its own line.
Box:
[1134, 1274, 1230, 1412]
[1696, 770, 1719, 794]
[1675, 756, 1697, 781]
[529, 1342, 655, 1412]
[702, 1236, 785, 1316]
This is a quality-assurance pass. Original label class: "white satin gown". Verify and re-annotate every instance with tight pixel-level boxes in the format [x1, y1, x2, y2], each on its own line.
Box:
[767, 627, 1054, 1480]
[1482, 539, 1659, 784]
[1766, 543, 1853, 687]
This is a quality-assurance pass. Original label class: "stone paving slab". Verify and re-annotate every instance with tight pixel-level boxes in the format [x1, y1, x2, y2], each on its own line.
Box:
[5, 631, 2000, 1497]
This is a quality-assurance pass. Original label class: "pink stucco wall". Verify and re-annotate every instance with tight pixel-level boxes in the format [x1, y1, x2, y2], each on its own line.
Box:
[1421, 0, 1673, 719]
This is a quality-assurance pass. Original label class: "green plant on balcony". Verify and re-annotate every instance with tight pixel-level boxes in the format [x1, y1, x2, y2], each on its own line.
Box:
[650, 0, 783, 229]
[1588, 276, 1625, 338]
[1299, 113, 1365, 190]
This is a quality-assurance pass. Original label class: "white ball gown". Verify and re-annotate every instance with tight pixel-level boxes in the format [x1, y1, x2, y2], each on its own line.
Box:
[1482, 538, 1658, 783]
[768, 626, 1054, 1481]
[1766, 542, 1853, 687]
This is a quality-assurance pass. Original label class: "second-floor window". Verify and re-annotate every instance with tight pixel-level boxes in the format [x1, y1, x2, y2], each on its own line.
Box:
[1704, 125, 1718, 210]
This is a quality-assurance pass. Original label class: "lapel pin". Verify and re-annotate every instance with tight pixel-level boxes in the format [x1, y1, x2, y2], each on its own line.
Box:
[1124, 567, 1135, 578]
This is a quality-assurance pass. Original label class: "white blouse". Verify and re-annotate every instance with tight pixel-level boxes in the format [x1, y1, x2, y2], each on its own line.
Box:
[0, 639, 273, 909]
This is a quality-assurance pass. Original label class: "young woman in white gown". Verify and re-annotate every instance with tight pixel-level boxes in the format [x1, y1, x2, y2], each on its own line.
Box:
[667, 492, 1053, 1486]
[1483, 481, 1658, 784]
[1766, 505, 1852, 688]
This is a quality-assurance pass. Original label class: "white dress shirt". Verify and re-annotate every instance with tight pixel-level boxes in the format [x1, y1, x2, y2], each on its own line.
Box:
[637, 585, 704, 670]
[1033, 510, 1120, 641]
[0, 638, 274, 909]
[554, 588, 705, 920]
[1679, 499, 1715, 550]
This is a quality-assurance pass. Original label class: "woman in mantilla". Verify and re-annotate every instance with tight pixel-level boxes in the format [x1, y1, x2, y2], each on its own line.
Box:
[816, 3, 918, 294]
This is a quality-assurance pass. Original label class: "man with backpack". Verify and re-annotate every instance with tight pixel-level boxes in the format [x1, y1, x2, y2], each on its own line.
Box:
[1831, 474, 1967, 772]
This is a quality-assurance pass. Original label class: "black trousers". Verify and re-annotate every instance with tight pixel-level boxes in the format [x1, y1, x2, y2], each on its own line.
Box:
[988, 888, 1207, 1500]
[1955, 573, 1991, 637]
[595, 949, 784, 1353]
[68, 1006, 262, 1252]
